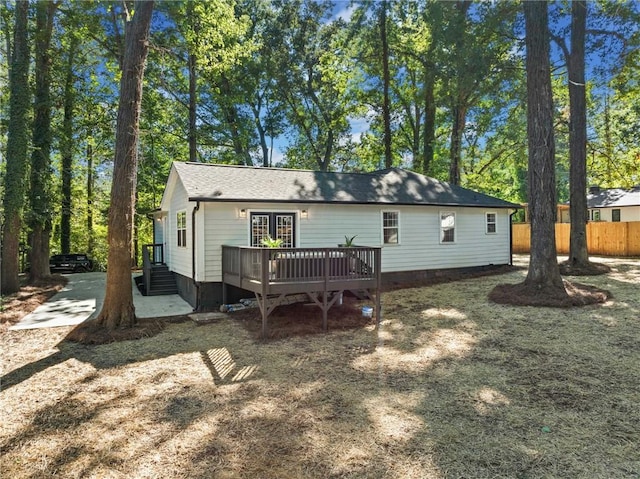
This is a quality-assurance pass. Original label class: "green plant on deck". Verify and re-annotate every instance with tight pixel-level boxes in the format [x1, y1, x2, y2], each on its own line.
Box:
[343, 235, 358, 247]
[261, 235, 284, 248]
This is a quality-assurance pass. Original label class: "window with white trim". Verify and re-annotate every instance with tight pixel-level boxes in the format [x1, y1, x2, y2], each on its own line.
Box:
[177, 211, 187, 247]
[440, 211, 455, 243]
[486, 212, 497, 234]
[589, 209, 601, 222]
[382, 211, 399, 244]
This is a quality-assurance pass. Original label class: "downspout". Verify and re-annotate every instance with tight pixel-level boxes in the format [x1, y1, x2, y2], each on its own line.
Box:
[192, 201, 201, 311]
[509, 209, 517, 266]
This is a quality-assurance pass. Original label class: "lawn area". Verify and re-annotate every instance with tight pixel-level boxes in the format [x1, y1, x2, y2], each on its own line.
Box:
[1, 256, 639, 478]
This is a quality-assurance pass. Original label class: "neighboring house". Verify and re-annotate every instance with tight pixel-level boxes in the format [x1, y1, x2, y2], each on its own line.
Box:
[586, 186, 640, 222]
[153, 162, 519, 310]
[519, 186, 640, 224]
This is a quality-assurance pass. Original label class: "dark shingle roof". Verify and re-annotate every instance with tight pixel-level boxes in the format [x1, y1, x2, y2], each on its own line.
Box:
[587, 187, 640, 208]
[172, 162, 519, 208]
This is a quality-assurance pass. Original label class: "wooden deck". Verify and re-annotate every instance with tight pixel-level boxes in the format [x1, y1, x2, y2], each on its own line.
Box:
[222, 246, 382, 337]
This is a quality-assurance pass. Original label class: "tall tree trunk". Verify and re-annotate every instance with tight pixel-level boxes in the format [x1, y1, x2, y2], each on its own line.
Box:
[603, 94, 613, 182]
[252, 104, 270, 167]
[187, 0, 198, 162]
[567, 1, 589, 268]
[95, 0, 154, 330]
[380, 0, 392, 168]
[448, 104, 466, 185]
[1, 0, 30, 295]
[411, 103, 421, 172]
[422, 72, 436, 175]
[448, 1, 471, 185]
[219, 75, 251, 165]
[61, 35, 78, 255]
[86, 142, 95, 255]
[28, 1, 56, 282]
[188, 51, 197, 162]
[523, 0, 565, 292]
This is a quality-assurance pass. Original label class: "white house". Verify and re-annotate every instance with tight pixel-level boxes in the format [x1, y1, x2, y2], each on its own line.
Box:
[586, 186, 640, 222]
[152, 162, 519, 310]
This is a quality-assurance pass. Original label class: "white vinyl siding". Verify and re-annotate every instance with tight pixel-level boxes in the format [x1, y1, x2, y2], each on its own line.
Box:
[197, 203, 512, 282]
[590, 206, 640, 222]
[165, 179, 192, 278]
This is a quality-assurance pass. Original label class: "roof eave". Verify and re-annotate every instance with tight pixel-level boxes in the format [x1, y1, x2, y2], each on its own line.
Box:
[187, 196, 520, 209]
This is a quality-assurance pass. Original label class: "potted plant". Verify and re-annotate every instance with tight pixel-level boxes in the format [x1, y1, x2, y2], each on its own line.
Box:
[261, 235, 283, 279]
[338, 235, 358, 247]
[261, 235, 284, 248]
[338, 235, 360, 274]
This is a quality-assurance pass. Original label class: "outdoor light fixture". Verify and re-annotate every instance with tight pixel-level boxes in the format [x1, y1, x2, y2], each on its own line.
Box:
[301, 209, 308, 219]
[239, 208, 247, 219]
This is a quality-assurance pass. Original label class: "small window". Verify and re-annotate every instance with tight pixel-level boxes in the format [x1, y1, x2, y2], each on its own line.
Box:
[177, 211, 187, 247]
[440, 211, 456, 243]
[612, 209, 621, 222]
[382, 211, 399, 244]
[590, 209, 601, 222]
[486, 212, 497, 234]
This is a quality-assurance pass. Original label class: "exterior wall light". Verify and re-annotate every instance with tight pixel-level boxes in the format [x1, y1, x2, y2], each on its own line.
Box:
[239, 208, 247, 219]
[301, 209, 308, 219]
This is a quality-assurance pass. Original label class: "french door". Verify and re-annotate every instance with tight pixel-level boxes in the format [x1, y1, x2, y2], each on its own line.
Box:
[250, 212, 295, 247]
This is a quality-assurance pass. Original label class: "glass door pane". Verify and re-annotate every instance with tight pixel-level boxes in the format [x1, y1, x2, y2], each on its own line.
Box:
[275, 214, 294, 247]
[251, 214, 270, 247]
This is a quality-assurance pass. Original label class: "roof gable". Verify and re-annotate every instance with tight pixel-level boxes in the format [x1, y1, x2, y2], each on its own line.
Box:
[169, 162, 519, 209]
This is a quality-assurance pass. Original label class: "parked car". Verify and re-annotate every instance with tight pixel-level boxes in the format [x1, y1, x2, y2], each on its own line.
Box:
[49, 254, 94, 273]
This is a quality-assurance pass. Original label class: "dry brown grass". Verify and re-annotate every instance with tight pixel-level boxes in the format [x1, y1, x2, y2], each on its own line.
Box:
[1, 256, 639, 478]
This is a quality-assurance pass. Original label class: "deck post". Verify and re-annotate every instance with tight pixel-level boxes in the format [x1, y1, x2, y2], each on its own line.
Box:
[375, 248, 382, 326]
[260, 248, 270, 338]
[323, 249, 330, 331]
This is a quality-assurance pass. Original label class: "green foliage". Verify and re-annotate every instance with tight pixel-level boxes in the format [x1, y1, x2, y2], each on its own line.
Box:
[261, 235, 283, 248]
[343, 235, 358, 247]
[2, 0, 639, 280]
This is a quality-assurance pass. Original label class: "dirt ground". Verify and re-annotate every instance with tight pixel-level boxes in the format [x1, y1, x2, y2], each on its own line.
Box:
[1, 256, 639, 478]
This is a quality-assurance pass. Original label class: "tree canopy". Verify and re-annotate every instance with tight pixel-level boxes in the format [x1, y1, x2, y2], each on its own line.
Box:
[0, 0, 638, 295]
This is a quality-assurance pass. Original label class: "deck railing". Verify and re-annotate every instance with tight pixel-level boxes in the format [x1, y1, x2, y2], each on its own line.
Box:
[142, 243, 164, 295]
[222, 246, 381, 293]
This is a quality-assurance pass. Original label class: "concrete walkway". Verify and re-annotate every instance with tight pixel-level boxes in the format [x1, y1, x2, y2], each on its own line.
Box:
[10, 272, 193, 330]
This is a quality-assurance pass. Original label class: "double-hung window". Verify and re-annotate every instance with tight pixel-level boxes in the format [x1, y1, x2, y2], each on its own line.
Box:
[440, 211, 456, 243]
[177, 211, 187, 248]
[382, 211, 399, 244]
[486, 212, 497, 234]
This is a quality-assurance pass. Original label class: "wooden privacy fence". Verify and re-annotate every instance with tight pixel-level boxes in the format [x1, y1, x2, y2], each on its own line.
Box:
[512, 221, 640, 256]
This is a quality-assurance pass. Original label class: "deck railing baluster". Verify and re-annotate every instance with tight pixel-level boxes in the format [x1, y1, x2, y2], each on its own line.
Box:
[222, 245, 381, 289]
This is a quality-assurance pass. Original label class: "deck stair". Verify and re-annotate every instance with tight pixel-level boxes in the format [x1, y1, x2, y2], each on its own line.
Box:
[142, 243, 178, 296]
[147, 264, 178, 295]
